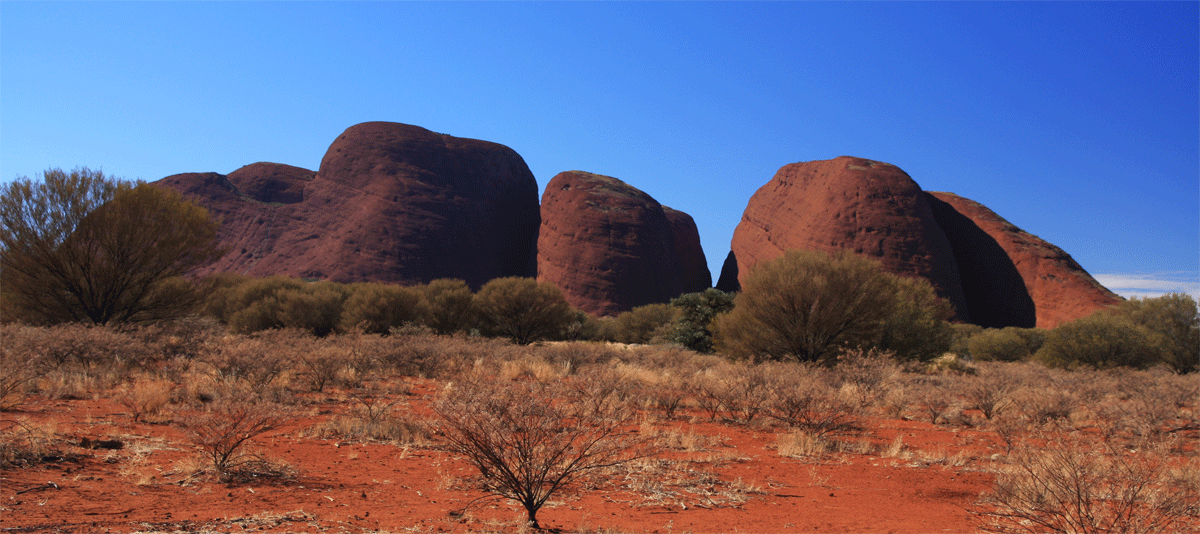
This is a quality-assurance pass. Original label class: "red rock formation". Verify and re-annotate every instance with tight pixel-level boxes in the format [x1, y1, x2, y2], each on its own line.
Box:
[926, 192, 1121, 329]
[728, 156, 971, 320]
[227, 162, 313, 204]
[663, 206, 712, 294]
[154, 171, 294, 277]
[155, 122, 540, 288]
[538, 171, 705, 316]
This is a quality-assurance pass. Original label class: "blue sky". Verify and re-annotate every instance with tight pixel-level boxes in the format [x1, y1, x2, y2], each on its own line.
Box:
[3, 2, 1197, 299]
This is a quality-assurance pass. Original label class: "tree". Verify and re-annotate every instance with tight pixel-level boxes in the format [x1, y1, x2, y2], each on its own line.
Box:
[1, 168, 223, 325]
[434, 373, 645, 529]
[669, 288, 735, 353]
[713, 249, 952, 364]
[473, 277, 575, 344]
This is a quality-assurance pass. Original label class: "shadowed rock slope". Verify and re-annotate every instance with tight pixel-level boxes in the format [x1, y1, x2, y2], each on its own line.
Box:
[155, 122, 540, 287]
[926, 191, 1121, 329]
[538, 171, 709, 317]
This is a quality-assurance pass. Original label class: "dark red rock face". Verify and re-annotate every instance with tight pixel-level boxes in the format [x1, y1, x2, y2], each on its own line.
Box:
[728, 156, 971, 321]
[538, 171, 705, 317]
[926, 192, 1121, 329]
[154, 171, 295, 278]
[155, 122, 540, 288]
[662, 206, 712, 295]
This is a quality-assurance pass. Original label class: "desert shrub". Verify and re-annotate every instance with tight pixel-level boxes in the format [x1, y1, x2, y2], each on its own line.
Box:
[1036, 313, 1162, 370]
[761, 362, 861, 438]
[1119, 292, 1199, 373]
[537, 342, 623, 374]
[906, 375, 963, 424]
[713, 249, 952, 364]
[609, 303, 680, 345]
[876, 274, 955, 360]
[976, 433, 1199, 534]
[433, 373, 647, 529]
[961, 362, 1021, 420]
[0, 325, 52, 410]
[182, 395, 291, 483]
[274, 282, 349, 337]
[340, 282, 423, 335]
[667, 288, 735, 353]
[115, 376, 174, 422]
[970, 329, 1033, 362]
[473, 277, 576, 345]
[949, 323, 984, 356]
[195, 330, 302, 396]
[833, 347, 901, 409]
[0, 418, 64, 468]
[211, 276, 348, 336]
[418, 278, 477, 335]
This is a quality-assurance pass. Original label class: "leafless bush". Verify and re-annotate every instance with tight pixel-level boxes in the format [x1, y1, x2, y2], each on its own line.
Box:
[685, 362, 774, 424]
[380, 331, 507, 379]
[433, 373, 647, 529]
[1011, 386, 1078, 426]
[197, 332, 294, 393]
[0, 325, 51, 410]
[976, 433, 1200, 533]
[297, 344, 346, 392]
[963, 362, 1021, 420]
[834, 347, 901, 409]
[762, 363, 861, 438]
[182, 396, 290, 483]
[310, 386, 428, 444]
[908, 375, 963, 424]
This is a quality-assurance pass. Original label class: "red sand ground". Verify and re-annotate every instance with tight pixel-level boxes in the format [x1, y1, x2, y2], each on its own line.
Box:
[2, 378, 1003, 534]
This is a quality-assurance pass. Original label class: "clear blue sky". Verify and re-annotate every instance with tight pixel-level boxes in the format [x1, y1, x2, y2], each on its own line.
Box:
[3, 2, 1197, 298]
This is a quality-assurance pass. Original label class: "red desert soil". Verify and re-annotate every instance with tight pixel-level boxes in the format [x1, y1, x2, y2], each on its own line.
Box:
[2, 378, 1000, 534]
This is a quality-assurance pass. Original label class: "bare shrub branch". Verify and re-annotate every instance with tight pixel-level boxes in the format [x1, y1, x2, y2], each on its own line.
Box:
[976, 433, 1200, 534]
[183, 397, 289, 483]
[433, 373, 647, 529]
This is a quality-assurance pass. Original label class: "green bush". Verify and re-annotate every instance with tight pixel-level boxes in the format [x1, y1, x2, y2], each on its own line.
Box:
[609, 303, 679, 344]
[213, 276, 348, 336]
[340, 283, 423, 334]
[1119, 293, 1199, 373]
[668, 288, 735, 353]
[418, 279, 477, 335]
[473, 277, 576, 345]
[1036, 312, 1162, 370]
[713, 250, 952, 363]
[969, 329, 1032, 362]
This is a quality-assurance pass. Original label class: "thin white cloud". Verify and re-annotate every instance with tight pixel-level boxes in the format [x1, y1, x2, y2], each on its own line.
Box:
[1093, 271, 1200, 300]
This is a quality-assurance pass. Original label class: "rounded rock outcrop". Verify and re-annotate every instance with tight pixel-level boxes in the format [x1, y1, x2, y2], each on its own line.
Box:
[728, 156, 971, 320]
[155, 122, 540, 287]
[538, 171, 705, 316]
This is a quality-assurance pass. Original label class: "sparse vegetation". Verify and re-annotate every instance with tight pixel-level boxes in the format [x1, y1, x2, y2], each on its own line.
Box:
[433, 372, 647, 529]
